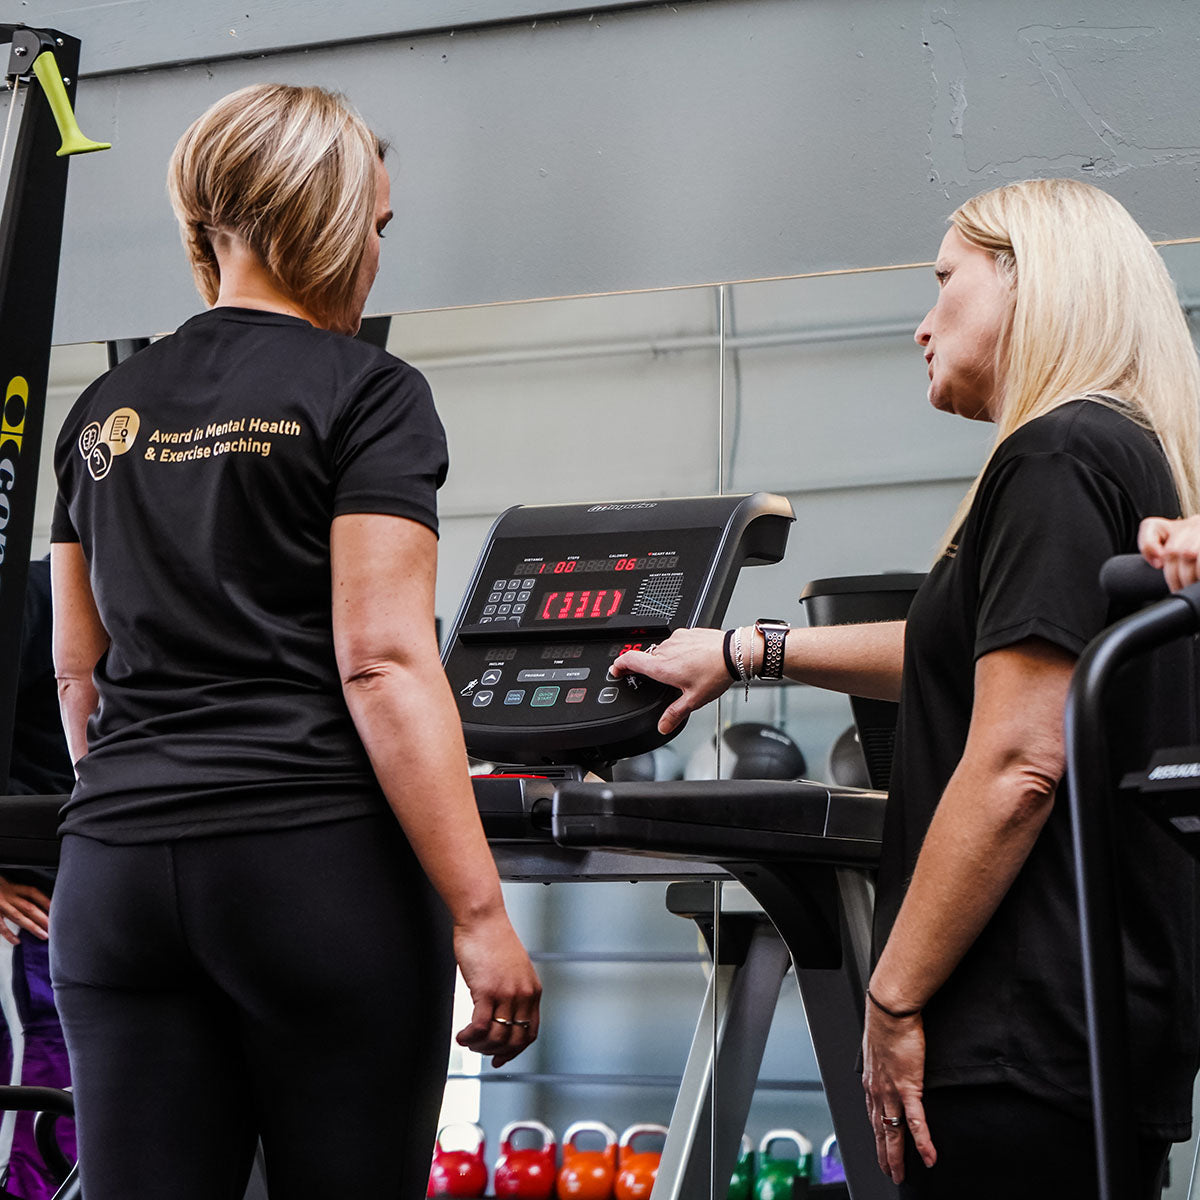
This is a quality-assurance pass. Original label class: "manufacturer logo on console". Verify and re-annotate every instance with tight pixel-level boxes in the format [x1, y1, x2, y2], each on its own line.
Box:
[587, 502, 659, 513]
[1149, 762, 1200, 781]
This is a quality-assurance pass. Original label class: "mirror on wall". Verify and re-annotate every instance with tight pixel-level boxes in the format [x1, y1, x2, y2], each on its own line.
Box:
[33, 237, 1200, 1193]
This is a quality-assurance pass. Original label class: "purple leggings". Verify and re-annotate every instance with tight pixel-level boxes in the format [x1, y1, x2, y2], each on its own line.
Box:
[1, 930, 76, 1200]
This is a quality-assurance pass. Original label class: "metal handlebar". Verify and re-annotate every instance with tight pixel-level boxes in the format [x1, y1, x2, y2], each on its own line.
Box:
[1067, 566, 1200, 1200]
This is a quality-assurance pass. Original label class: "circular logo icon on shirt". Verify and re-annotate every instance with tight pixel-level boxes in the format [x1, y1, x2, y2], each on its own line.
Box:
[78, 408, 140, 481]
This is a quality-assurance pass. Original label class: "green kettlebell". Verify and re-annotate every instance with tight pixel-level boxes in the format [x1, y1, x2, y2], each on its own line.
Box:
[754, 1130, 809, 1200]
[727, 1135, 754, 1200]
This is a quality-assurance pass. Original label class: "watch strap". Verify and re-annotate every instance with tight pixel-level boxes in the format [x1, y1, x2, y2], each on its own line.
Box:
[754, 619, 789, 680]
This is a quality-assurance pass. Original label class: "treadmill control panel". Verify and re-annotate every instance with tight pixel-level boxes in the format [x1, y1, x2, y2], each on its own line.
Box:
[443, 494, 794, 766]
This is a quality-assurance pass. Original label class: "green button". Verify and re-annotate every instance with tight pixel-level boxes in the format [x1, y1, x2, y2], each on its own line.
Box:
[531, 686, 560, 707]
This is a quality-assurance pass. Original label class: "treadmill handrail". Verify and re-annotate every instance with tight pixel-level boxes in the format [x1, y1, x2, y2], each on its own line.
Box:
[1065, 580, 1200, 1200]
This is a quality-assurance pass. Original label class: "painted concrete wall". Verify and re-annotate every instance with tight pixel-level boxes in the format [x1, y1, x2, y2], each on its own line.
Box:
[10, 0, 1199, 344]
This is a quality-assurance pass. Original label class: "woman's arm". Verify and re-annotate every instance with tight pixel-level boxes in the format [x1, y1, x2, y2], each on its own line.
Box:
[50, 543, 109, 769]
[861, 636, 1075, 1183]
[330, 513, 540, 1067]
[611, 620, 906, 734]
[1139, 514, 1200, 590]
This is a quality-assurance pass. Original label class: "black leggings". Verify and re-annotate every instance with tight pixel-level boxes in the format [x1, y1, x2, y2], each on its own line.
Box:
[49, 814, 455, 1200]
[899, 1084, 1170, 1200]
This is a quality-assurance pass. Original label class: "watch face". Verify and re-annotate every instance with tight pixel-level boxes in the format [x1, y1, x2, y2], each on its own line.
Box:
[755, 619, 790, 631]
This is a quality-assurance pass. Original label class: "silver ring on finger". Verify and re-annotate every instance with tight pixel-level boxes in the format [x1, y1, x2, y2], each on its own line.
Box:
[880, 1115, 903, 1129]
[647, 643, 659, 655]
[490, 1017, 532, 1029]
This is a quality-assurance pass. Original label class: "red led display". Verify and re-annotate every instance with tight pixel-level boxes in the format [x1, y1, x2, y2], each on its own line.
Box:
[537, 589, 625, 621]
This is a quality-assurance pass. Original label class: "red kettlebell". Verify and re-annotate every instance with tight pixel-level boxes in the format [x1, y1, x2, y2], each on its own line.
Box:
[495, 1120, 557, 1200]
[428, 1122, 488, 1197]
[614, 1123, 668, 1200]
[557, 1120, 617, 1200]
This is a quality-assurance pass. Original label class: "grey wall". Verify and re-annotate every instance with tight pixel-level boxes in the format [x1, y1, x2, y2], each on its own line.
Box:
[13, 0, 1200, 344]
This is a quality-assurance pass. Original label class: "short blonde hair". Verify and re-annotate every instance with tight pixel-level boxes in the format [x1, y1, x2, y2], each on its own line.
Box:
[167, 83, 381, 334]
[938, 178, 1200, 553]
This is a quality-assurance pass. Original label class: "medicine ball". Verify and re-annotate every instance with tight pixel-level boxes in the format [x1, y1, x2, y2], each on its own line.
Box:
[685, 722, 806, 781]
[612, 744, 685, 783]
[827, 724, 870, 789]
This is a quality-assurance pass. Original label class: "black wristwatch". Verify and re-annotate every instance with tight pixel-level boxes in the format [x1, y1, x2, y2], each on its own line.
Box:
[754, 618, 790, 680]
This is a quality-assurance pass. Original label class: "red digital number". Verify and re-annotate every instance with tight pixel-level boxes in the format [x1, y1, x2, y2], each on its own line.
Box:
[540, 592, 558, 620]
[573, 591, 592, 618]
[620, 642, 643, 655]
[606, 590, 623, 616]
[556, 592, 574, 619]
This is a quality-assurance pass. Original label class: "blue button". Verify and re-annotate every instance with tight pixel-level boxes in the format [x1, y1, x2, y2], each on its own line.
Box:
[504, 690, 526, 705]
[472, 690, 494, 707]
[531, 686, 560, 707]
[481, 669, 502, 686]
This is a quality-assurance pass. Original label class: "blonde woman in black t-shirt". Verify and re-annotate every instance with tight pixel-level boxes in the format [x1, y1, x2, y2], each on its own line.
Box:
[50, 84, 540, 1200]
[614, 179, 1200, 1199]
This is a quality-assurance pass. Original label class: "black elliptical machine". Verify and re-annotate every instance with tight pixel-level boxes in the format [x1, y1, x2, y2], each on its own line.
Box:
[1067, 554, 1200, 1200]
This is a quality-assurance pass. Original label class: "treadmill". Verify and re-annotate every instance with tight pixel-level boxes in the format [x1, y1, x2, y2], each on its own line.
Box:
[441, 494, 913, 1199]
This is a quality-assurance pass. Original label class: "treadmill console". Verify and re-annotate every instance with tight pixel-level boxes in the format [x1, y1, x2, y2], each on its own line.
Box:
[443, 493, 794, 766]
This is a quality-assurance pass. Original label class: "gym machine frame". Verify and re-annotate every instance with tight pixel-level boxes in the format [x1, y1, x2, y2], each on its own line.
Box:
[0, 22, 108, 1199]
[1066, 556, 1200, 1200]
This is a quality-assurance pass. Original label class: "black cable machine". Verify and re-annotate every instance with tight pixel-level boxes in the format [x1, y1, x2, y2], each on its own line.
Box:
[0, 23, 108, 1200]
[0, 24, 108, 790]
[1067, 555, 1200, 1200]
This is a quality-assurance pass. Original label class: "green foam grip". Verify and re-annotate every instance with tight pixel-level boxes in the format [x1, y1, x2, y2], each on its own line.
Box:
[29, 50, 110, 156]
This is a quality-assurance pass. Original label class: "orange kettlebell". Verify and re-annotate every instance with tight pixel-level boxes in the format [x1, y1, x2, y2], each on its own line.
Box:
[428, 1122, 488, 1197]
[614, 1123, 668, 1200]
[495, 1120, 557, 1200]
[557, 1120, 617, 1200]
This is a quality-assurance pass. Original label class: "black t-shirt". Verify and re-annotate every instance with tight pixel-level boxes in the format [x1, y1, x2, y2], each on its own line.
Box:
[51, 307, 448, 842]
[877, 398, 1200, 1138]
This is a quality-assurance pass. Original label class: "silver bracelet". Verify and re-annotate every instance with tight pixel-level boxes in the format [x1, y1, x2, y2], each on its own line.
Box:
[733, 625, 751, 701]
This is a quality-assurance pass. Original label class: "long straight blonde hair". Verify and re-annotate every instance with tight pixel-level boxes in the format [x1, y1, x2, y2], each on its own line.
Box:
[936, 178, 1200, 556]
[167, 84, 381, 335]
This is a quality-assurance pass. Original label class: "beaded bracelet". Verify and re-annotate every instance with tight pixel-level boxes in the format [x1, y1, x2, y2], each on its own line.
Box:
[732, 626, 752, 701]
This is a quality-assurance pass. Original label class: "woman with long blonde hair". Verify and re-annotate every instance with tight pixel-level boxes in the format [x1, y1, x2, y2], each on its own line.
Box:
[50, 83, 540, 1199]
[616, 178, 1200, 1197]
